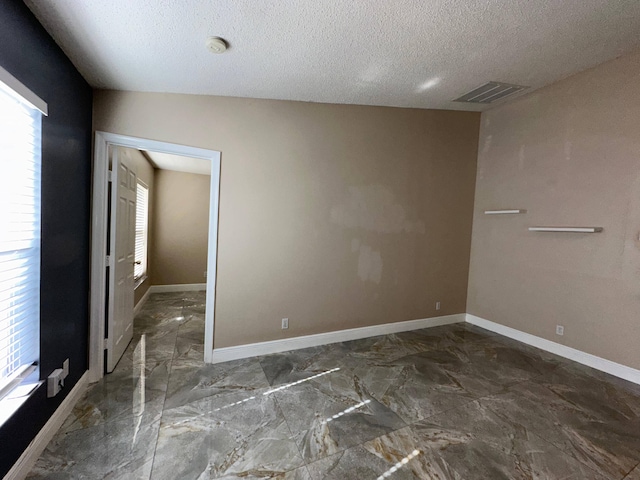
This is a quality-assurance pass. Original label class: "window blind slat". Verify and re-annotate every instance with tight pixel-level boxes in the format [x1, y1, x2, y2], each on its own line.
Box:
[0, 302, 38, 327]
[0, 322, 38, 347]
[0, 259, 39, 271]
[0, 271, 38, 291]
[0, 283, 38, 301]
[0, 249, 40, 264]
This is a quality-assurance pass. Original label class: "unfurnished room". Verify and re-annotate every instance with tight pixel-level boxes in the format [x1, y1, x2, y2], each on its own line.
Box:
[0, 0, 639, 479]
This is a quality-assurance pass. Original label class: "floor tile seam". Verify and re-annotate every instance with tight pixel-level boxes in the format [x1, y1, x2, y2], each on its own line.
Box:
[401, 389, 606, 480]
[485, 333, 568, 360]
[551, 363, 640, 398]
[520, 372, 618, 416]
[160, 379, 282, 419]
[622, 461, 640, 479]
[461, 367, 548, 402]
[498, 370, 547, 390]
[59, 406, 164, 437]
[50, 394, 167, 471]
[388, 340, 555, 371]
[435, 361, 543, 402]
[299, 464, 314, 480]
[192, 367, 310, 478]
[269, 391, 311, 476]
[146, 377, 171, 477]
[147, 321, 177, 480]
[475, 380, 618, 476]
[263, 368, 400, 435]
[525, 428, 613, 479]
[298, 422, 415, 473]
[457, 345, 565, 376]
[414, 446, 468, 480]
[404, 396, 479, 428]
[463, 335, 502, 345]
[274, 395, 409, 438]
[32, 444, 95, 475]
[271, 373, 414, 471]
[359, 422, 469, 480]
[255, 354, 313, 472]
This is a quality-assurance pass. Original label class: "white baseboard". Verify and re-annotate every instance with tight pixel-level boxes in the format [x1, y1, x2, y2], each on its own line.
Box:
[211, 313, 465, 363]
[148, 283, 206, 293]
[5, 371, 89, 480]
[133, 288, 151, 316]
[466, 314, 640, 385]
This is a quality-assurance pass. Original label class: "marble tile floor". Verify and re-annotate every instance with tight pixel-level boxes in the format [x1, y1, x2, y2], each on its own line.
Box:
[27, 292, 640, 479]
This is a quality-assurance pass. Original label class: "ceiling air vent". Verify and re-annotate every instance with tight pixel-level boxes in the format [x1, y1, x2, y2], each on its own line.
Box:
[453, 81, 528, 104]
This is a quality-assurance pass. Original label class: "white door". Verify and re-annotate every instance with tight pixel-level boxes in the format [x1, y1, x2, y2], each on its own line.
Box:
[106, 146, 136, 372]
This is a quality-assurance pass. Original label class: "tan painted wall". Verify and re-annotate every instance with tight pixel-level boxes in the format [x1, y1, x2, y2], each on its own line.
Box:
[151, 169, 210, 285]
[93, 91, 480, 348]
[119, 147, 155, 307]
[468, 50, 640, 369]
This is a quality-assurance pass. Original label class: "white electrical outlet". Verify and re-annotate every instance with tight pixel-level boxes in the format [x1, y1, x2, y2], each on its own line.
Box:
[435, 301, 441, 311]
[47, 368, 64, 398]
[281, 318, 289, 329]
[62, 358, 69, 379]
[556, 325, 564, 336]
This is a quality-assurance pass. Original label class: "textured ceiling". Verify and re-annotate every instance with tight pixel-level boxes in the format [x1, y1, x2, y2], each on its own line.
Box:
[24, 0, 640, 111]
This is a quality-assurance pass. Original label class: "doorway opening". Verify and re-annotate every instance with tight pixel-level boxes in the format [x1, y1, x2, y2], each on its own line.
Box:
[89, 132, 221, 383]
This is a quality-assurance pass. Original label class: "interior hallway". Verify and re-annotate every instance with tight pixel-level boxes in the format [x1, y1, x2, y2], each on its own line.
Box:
[27, 292, 640, 479]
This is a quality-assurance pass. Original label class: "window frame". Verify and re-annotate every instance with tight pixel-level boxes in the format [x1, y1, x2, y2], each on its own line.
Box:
[134, 179, 149, 286]
[0, 65, 47, 421]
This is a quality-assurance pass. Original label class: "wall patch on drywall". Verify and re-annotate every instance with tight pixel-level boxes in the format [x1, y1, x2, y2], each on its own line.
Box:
[518, 145, 526, 171]
[330, 185, 425, 234]
[481, 134, 493, 155]
[564, 140, 573, 162]
[357, 244, 383, 284]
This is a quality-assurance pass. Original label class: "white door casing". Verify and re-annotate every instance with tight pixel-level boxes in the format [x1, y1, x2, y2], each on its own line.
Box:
[90, 132, 221, 383]
[106, 146, 136, 372]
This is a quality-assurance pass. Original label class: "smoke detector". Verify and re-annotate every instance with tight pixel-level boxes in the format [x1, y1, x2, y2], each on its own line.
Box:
[453, 81, 528, 104]
[206, 37, 228, 54]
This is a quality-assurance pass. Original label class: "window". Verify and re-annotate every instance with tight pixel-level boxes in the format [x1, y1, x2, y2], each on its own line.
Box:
[134, 181, 149, 282]
[0, 66, 46, 404]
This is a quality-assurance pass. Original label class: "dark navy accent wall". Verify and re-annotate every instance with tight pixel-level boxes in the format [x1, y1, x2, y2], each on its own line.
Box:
[0, 0, 93, 476]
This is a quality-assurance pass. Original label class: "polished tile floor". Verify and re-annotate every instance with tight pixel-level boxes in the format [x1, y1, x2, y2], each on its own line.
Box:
[28, 292, 640, 479]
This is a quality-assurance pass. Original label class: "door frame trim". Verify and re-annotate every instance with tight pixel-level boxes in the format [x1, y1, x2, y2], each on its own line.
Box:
[89, 132, 221, 383]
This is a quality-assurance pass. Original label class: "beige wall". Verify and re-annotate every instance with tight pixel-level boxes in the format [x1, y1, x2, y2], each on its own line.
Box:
[119, 147, 155, 307]
[151, 169, 210, 285]
[94, 92, 480, 348]
[468, 50, 640, 369]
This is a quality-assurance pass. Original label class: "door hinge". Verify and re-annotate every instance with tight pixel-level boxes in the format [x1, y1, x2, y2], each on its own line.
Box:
[107, 170, 113, 182]
[103, 338, 109, 349]
[106, 255, 111, 267]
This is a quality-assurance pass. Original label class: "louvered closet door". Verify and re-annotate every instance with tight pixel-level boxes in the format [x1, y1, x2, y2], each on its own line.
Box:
[106, 147, 136, 373]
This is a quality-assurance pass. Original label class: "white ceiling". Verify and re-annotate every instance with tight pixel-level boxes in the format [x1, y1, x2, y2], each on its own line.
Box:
[25, 0, 640, 111]
[145, 151, 211, 176]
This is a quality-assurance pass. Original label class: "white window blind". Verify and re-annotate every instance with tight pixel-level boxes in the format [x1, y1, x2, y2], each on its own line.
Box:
[134, 182, 149, 281]
[0, 74, 43, 400]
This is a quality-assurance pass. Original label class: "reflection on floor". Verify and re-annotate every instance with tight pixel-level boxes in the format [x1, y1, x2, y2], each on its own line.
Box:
[27, 292, 640, 479]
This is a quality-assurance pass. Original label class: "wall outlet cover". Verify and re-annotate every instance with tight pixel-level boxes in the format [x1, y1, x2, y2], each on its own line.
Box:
[47, 368, 64, 398]
[556, 325, 564, 336]
[281, 318, 289, 329]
